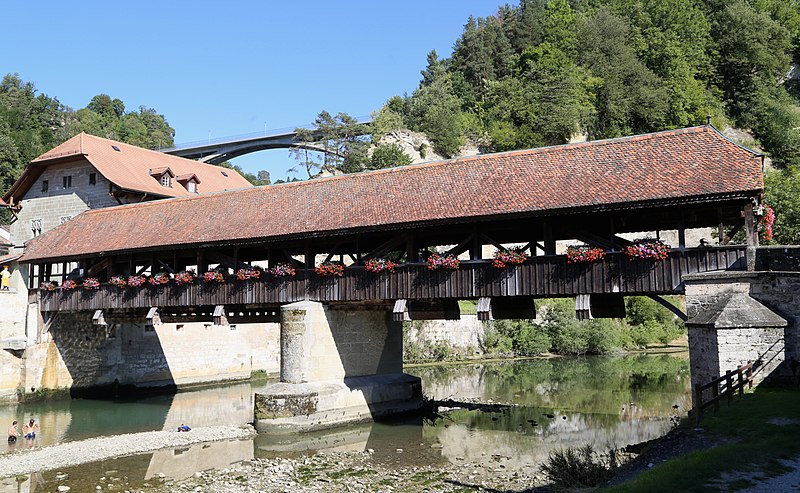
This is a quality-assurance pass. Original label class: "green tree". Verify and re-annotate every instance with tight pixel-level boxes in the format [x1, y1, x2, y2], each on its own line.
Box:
[290, 111, 370, 177]
[368, 143, 412, 170]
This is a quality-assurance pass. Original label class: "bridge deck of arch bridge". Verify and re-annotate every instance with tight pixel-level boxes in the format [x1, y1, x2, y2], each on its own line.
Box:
[38, 247, 746, 312]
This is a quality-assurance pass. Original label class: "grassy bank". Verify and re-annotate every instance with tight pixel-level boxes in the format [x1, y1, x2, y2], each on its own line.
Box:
[604, 388, 800, 492]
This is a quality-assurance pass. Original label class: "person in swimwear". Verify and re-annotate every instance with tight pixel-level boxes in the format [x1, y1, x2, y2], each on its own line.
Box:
[7, 421, 19, 444]
[22, 418, 38, 439]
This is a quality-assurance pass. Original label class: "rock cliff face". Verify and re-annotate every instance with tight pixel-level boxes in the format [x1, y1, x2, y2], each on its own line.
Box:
[374, 130, 480, 164]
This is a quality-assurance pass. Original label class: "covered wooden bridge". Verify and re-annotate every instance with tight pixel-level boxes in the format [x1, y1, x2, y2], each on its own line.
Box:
[20, 125, 763, 320]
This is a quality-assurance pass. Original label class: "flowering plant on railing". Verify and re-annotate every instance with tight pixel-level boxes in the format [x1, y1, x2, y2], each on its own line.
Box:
[315, 261, 345, 277]
[268, 263, 296, 277]
[623, 239, 671, 261]
[173, 270, 195, 285]
[236, 267, 262, 281]
[109, 275, 127, 288]
[40, 281, 58, 292]
[149, 273, 171, 285]
[82, 277, 100, 290]
[426, 253, 460, 270]
[492, 248, 528, 268]
[565, 245, 607, 263]
[202, 271, 226, 283]
[365, 258, 398, 273]
[760, 205, 775, 242]
[127, 275, 146, 287]
[61, 279, 77, 290]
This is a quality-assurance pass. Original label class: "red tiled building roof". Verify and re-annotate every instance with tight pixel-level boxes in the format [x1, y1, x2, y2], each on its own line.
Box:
[3, 133, 251, 203]
[20, 126, 763, 262]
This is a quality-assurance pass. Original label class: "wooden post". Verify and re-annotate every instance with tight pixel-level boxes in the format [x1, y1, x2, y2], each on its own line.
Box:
[744, 203, 758, 271]
[471, 229, 482, 260]
[543, 221, 555, 255]
[717, 207, 726, 246]
[678, 213, 686, 250]
[726, 370, 733, 406]
[737, 369, 744, 397]
[406, 232, 419, 263]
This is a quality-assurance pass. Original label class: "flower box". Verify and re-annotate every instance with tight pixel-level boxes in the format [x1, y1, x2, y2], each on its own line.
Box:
[173, 271, 195, 285]
[109, 275, 127, 288]
[426, 253, 460, 270]
[236, 268, 262, 281]
[623, 239, 671, 261]
[202, 271, 226, 283]
[315, 262, 344, 277]
[82, 278, 100, 290]
[565, 245, 606, 263]
[149, 273, 171, 285]
[127, 275, 146, 287]
[40, 281, 58, 292]
[492, 248, 528, 268]
[268, 264, 296, 277]
[365, 258, 398, 274]
[61, 279, 77, 290]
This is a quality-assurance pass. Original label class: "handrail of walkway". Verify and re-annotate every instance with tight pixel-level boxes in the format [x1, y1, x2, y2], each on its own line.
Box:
[158, 116, 372, 152]
[693, 362, 754, 425]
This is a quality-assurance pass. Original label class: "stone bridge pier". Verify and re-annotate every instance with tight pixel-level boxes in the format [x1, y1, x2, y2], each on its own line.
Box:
[254, 301, 422, 432]
[685, 271, 799, 396]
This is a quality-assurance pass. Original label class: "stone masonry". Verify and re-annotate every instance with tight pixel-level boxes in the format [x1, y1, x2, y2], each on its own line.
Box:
[685, 272, 798, 394]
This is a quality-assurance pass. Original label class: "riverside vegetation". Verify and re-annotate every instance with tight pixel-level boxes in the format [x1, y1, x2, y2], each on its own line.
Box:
[404, 296, 685, 363]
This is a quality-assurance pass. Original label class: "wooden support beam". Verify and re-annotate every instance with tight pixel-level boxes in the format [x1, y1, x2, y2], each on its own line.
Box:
[646, 295, 687, 321]
[678, 213, 686, 250]
[206, 250, 250, 270]
[86, 258, 113, 277]
[543, 221, 556, 255]
[361, 234, 407, 264]
[444, 233, 475, 257]
[406, 233, 418, 263]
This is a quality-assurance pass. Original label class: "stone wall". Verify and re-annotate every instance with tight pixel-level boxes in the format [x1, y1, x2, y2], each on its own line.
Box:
[4, 315, 279, 399]
[685, 272, 798, 391]
[9, 160, 118, 252]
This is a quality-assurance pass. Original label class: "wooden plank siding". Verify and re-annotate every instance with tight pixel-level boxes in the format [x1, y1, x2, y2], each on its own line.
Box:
[37, 247, 746, 312]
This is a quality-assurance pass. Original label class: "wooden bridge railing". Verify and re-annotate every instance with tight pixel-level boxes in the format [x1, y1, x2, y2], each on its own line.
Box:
[693, 363, 754, 424]
[37, 247, 746, 312]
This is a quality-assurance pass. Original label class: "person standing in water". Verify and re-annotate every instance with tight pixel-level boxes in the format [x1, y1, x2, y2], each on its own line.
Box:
[7, 421, 19, 444]
[22, 418, 38, 439]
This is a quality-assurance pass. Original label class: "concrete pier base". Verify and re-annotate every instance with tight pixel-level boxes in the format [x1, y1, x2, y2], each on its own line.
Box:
[254, 372, 422, 433]
[255, 300, 422, 432]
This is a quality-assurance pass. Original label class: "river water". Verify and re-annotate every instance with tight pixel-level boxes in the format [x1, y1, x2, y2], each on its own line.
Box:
[0, 353, 690, 491]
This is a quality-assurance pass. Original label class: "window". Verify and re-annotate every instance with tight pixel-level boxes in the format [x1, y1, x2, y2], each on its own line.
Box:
[176, 324, 184, 331]
[41, 180, 48, 192]
[59, 215, 73, 224]
[144, 324, 155, 333]
[230, 324, 237, 331]
[220, 171, 228, 177]
[111, 145, 121, 152]
[160, 174, 171, 187]
[63, 176, 72, 189]
[187, 181, 197, 193]
[89, 173, 96, 185]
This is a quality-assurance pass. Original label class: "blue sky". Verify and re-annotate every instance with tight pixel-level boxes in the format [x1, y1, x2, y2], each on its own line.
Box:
[2, 1, 503, 181]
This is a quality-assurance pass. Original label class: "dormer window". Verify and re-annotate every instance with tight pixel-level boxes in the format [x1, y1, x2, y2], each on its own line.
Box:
[176, 173, 201, 194]
[149, 167, 175, 188]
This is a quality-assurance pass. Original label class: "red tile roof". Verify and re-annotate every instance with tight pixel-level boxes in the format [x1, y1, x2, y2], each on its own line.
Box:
[20, 126, 763, 262]
[3, 133, 251, 203]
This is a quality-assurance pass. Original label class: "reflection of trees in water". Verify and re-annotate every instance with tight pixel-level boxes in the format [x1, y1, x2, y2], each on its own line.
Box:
[414, 354, 691, 417]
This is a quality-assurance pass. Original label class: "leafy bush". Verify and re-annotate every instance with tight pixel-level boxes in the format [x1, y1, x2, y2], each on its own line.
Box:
[369, 143, 412, 170]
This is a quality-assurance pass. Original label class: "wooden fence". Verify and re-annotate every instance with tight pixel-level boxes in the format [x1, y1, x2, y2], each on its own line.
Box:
[693, 363, 754, 424]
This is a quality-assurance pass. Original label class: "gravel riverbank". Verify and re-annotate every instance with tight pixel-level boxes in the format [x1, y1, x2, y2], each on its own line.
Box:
[0, 426, 255, 478]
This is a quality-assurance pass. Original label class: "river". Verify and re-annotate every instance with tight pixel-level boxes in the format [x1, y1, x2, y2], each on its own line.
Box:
[0, 352, 690, 492]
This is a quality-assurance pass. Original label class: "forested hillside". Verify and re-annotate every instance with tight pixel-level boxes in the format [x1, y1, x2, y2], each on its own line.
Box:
[0, 74, 175, 194]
